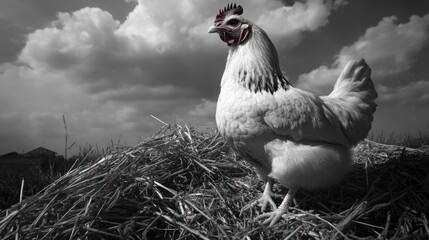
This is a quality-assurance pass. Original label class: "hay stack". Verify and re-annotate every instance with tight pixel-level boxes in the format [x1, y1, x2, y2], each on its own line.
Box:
[0, 125, 428, 239]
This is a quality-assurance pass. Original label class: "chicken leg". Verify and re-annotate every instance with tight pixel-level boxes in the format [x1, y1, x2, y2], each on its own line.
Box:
[241, 178, 277, 214]
[255, 187, 298, 226]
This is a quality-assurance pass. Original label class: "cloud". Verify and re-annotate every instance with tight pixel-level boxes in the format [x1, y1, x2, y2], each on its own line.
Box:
[294, 65, 341, 94]
[0, 0, 346, 154]
[19, 8, 121, 71]
[16, 0, 346, 97]
[17, 3, 224, 98]
[188, 99, 216, 117]
[337, 15, 429, 76]
[17, 0, 345, 92]
[377, 80, 429, 106]
[297, 13, 429, 95]
[255, 0, 347, 47]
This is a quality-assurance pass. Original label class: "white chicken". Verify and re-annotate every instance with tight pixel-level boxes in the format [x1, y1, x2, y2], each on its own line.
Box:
[208, 4, 378, 226]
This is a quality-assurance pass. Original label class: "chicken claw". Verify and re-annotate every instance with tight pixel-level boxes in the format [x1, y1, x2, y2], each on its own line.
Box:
[255, 208, 287, 226]
[241, 179, 277, 214]
[241, 191, 277, 214]
[260, 191, 277, 212]
[255, 188, 297, 226]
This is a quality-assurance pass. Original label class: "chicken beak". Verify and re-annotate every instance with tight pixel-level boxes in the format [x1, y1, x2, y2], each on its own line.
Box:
[208, 25, 222, 33]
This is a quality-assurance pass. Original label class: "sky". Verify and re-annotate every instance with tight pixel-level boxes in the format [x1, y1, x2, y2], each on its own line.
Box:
[0, 0, 428, 156]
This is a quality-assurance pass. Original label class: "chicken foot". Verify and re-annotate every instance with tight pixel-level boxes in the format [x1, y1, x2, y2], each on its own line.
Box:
[241, 178, 278, 214]
[255, 187, 298, 226]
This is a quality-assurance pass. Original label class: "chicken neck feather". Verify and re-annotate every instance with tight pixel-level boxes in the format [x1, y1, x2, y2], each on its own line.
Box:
[222, 25, 291, 94]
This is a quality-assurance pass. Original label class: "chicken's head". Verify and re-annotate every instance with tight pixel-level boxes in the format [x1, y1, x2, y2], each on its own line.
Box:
[208, 3, 250, 46]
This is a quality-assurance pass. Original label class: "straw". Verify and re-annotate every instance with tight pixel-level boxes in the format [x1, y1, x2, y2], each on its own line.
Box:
[0, 124, 428, 239]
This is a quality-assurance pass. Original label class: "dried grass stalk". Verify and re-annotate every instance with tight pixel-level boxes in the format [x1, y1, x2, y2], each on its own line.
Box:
[0, 125, 428, 239]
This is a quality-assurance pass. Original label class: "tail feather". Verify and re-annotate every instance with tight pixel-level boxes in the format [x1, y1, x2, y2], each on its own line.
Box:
[322, 59, 378, 145]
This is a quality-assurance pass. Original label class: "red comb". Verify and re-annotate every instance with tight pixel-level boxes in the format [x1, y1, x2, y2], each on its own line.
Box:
[215, 3, 243, 24]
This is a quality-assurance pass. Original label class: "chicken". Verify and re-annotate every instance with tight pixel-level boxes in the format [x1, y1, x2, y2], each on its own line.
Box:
[208, 4, 378, 226]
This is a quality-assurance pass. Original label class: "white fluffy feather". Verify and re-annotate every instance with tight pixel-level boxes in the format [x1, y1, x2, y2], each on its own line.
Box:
[212, 13, 377, 226]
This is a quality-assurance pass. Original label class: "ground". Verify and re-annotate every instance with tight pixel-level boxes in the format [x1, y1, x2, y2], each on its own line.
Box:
[0, 125, 428, 239]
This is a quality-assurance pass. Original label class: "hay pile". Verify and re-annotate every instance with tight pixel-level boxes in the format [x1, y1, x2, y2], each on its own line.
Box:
[0, 125, 428, 239]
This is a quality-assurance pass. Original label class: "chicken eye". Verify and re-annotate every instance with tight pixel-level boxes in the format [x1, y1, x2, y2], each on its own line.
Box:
[227, 19, 240, 26]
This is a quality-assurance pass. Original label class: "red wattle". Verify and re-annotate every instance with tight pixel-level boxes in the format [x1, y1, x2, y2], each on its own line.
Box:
[239, 28, 249, 44]
[221, 32, 236, 46]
